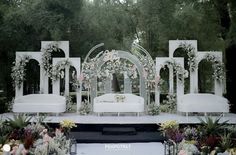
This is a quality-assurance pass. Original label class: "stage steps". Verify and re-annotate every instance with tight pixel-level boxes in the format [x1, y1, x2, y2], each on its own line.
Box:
[47, 123, 165, 143]
[102, 127, 137, 135]
[70, 131, 165, 143]
[68, 124, 165, 143]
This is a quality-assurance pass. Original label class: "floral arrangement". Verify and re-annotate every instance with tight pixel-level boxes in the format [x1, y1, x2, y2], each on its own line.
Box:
[98, 53, 138, 81]
[60, 120, 77, 130]
[0, 116, 73, 155]
[138, 55, 155, 90]
[81, 58, 97, 88]
[11, 55, 31, 88]
[66, 95, 73, 112]
[78, 99, 91, 115]
[72, 74, 84, 89]
[160, 120, 179, 132]
[115, 94, 126, 102]
[160, 118, 236, 155]
[183, 127, 199, 141]
[160, 120, 183, 143]
[164, 59, 188, 83]
[34, 128, 71, 155]
[160, 94, 177, 113]
[205, 53, 225, 81]
[146, 75, 164, 91]
[41, 43, 59, 76]
[59, 119, 77, 138]
[179, 43, 197, 72]
[178, 140, 200, 155]
[51, 59, 71, 81]
[147, 103, 159, 115]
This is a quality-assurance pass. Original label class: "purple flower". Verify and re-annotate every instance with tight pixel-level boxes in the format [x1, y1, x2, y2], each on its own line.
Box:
[174, 132, 184, 143]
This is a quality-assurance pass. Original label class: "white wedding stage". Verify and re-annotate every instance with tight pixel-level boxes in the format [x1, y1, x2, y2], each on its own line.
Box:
[3, 40, 235, 155]
[10, 40, 231, 122]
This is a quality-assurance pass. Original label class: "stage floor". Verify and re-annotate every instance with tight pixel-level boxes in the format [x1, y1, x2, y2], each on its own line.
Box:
[1, 112, 236, 124]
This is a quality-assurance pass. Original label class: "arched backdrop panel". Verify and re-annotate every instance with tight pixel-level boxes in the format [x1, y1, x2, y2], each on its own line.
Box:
[90, 50, 146, 106]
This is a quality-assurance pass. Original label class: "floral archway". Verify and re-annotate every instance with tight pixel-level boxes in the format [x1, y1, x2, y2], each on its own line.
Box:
[81, 50, 147, 105]
[80, 44, 156, 111]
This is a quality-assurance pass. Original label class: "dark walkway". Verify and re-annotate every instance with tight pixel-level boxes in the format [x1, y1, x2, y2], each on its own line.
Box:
[68, 124, 165, 143]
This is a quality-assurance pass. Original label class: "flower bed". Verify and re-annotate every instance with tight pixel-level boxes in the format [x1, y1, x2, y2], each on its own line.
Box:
[0, 115, 77, 155]
[160, 117, 236, 155]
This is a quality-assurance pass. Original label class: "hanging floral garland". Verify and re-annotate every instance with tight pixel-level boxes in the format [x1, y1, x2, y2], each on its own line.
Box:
[41, 43, 60, 76]
[51, 59, 71, 81]
[205, 53, 224, 81]
[132, 51, 155, 90]
[98, 56, 138, 81]
[82, 57, 97, 88]
[11, 55, 31, 88]
[82, 50, 139, 87]
[179, 43, 197, 72]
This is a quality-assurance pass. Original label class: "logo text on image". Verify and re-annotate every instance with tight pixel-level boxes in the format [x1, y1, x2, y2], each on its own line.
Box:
[105, 144, 131, 151]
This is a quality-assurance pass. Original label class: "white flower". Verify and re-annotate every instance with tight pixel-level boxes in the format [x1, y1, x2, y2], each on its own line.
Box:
[184, 70, 189, 78]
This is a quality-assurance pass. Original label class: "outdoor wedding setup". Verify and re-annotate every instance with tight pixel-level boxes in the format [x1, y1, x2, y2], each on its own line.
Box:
[1, 40, 235, 155]
[1, 0, 236, 154]
[11, 40, 229, 118]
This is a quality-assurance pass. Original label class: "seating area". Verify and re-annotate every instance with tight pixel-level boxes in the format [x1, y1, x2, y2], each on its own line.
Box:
[93, 93, 144, 116]
[177, 93, 230, 116]
[13, 94, 66, 115]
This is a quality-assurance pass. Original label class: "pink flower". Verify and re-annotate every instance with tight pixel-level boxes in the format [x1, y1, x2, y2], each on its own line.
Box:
[155, 75, 160, 84]
[43, 134, 52, 143]
[21, 148, 29, 155]
[55, 128, 62, 134]
[10, 146, 19, 154]
[79, 74, 84, 81]
[178, 150, 187, 155]
[40, 128, 47, 136]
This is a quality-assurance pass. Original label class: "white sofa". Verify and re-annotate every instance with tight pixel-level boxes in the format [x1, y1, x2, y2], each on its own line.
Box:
[177, 93, 229, 116]
[13, 94, 66, 115]
[93, 93, 144, 116]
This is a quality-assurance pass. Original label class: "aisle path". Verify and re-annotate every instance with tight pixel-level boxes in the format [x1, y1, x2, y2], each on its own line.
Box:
[76, 142, 164, 155]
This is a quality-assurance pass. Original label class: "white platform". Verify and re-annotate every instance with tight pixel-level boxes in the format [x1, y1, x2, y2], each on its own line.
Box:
[1, 112, 236, 124]
[76, 142, 164, 155]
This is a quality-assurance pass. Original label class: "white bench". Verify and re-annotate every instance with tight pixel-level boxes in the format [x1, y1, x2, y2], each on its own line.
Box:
[93, 93, 144, 116]
[177, 93, 229, 117]
[13, 94, 66, 115]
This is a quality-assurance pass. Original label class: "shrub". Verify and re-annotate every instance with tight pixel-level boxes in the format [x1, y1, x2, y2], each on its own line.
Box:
[147, 103, 159, 115]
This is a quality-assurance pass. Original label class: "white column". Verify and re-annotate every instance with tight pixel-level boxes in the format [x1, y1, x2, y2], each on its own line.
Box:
[15, 84, 23, 98]
[190, 69, 198, 93]
[76, 87, 81, 113]
[124, 72, 132, 93]
[65, 65, 70, 96]
[155, 86, 160, 106]
[176, 75, 184, 103]
[43, 72, 49, 94]
[215, 80, 223, 96]
[169, 66, 174, 94]
[39, 65, 44, 93]
[52, 80, 60, 95]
